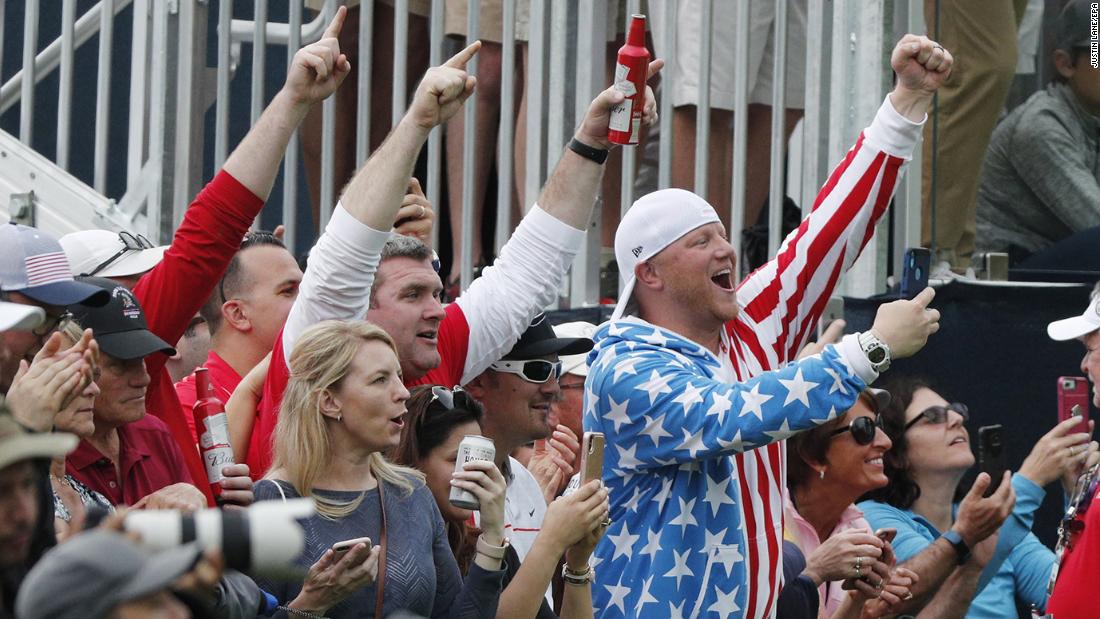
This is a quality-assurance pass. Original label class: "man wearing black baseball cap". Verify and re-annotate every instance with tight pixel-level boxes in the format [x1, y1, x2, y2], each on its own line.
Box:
[464, 313, 594, 565]
[64, 278, 252, 511]
[0, 223, 107, 393]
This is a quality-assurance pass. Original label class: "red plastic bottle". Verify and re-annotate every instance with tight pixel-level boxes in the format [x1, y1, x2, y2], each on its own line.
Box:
[192, 368, 235, 500]
[607, 14, 650, 145]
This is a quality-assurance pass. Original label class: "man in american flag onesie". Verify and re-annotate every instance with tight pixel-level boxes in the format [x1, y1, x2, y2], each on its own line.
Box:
[585, 35, 953, 618]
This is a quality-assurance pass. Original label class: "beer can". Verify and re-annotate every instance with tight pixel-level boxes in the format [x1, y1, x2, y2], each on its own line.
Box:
[449, 435, 496, 510]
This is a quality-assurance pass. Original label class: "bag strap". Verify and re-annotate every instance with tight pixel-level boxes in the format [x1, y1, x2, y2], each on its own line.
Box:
[375, 479, 388, 619]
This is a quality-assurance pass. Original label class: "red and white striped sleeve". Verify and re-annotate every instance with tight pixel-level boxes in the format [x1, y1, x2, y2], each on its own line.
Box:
[735, 95, 925, 366]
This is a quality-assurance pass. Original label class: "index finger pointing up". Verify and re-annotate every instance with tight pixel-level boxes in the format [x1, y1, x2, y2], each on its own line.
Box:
[445, 40, 482, 69]
[322, 5, 347, 40]
[912, 286, 936, 308]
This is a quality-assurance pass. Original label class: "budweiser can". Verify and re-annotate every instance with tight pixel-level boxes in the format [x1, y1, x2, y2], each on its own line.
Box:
[449, 435, 496, 510]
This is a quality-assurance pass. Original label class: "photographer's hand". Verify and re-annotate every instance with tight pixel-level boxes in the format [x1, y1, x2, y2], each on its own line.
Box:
[290, 544, 380, 614]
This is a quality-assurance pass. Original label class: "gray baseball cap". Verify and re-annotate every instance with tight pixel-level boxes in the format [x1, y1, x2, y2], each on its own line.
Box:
[1058, 0, 1093, 51]
[15, 530, 202, 619]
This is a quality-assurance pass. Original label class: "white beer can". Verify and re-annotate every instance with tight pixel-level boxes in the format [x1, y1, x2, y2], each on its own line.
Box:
[449, 435, 496, 510]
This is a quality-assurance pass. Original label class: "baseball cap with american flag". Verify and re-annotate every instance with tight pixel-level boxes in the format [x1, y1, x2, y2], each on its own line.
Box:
[0, 223, 109, 307]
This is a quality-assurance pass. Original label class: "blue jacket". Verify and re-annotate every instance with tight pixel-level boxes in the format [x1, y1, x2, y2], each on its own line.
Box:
[584, 318, 869, 618]
[859, 473, 1054, 617]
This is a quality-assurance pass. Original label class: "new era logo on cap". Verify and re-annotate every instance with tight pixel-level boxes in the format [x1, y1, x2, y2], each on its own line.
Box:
[631, 246, 643, 258]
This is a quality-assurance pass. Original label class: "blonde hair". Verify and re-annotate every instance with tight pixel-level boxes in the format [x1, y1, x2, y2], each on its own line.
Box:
[269, 320, 422, 519]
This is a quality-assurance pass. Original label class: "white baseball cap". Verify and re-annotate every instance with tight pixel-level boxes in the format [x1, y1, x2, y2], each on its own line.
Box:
[60, 229, 168, 279]
[554, 321, 598, 376]
[1048, 291, 1100, 341]
[612, 189, 721, 320]
[0, 302, 45, 332]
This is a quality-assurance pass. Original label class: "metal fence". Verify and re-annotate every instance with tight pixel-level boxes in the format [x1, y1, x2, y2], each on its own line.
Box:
[0, 0, 926, 306]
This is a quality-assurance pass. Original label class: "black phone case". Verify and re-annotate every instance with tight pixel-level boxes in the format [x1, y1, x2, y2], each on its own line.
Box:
[978, 424, 1007, 498]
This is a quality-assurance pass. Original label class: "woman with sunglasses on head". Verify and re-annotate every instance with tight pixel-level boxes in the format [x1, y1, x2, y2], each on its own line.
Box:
[858, 376, 1098, 618]
[253, 320, 507, 619]
[783, 388, 918, 619]
[391, 385, 609, 619]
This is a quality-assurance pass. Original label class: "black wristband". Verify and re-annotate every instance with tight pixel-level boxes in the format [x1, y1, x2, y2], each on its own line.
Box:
[568, 137, 609, 164]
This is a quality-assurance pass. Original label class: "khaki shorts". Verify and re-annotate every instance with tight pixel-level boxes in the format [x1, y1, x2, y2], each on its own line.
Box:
[648, 0, 807, 110]
[445, 0, 623, 43]
[304, 0, 432, 16]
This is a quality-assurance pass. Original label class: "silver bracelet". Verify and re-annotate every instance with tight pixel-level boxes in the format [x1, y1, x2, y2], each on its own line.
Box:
[278, 605, 327, 619]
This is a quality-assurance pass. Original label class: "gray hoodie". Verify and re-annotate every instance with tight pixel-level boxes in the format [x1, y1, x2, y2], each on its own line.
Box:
[976, 81, 1100, 255]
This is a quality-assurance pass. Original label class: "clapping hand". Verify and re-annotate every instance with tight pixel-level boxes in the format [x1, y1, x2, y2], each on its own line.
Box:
[7, 329, 97, 432]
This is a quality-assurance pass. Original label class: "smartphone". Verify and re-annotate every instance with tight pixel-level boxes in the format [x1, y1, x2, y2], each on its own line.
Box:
[332, 536, 372, 554]
[900, 247, 931, 299]
[1058, 376, 1091, 435]
[579, 432, 605, 485]
[874, 528, 897, 544]
[977, 425, 1007, 498]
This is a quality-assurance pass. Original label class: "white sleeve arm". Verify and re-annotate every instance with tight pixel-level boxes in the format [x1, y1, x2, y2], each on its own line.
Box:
[281, 203, 391, 360]
[866, 94, 926, 160]
[454, 204, 586, 384]
[838, 332, 879, 385]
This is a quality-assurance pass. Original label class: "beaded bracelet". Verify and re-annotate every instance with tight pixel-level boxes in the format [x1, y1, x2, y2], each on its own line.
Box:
[277, 605, 327, 618]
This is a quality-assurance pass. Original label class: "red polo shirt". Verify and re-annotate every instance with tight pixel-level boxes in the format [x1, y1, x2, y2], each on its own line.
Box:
[175, 350, 244, 444]
[65, 414, 193, 506]
[1047, 481, 1100, 618]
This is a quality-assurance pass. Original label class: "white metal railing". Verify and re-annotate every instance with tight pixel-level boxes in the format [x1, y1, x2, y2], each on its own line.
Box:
[1, 0, 923, 306]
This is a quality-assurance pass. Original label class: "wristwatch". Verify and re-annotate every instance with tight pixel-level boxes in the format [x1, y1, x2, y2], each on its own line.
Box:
[941, 529, 971, 565]
[858, 331, 892, 373]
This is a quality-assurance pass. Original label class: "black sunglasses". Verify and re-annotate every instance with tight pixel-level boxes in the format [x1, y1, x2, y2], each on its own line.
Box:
[903, 402, 969, 432]
[829, 415, 882, 445]
[489, 359, 563, 384]
[85, 231, 155, 277]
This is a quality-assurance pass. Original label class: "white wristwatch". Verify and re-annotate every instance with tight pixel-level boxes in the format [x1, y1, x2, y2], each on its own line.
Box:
[858, 331, 892, 373]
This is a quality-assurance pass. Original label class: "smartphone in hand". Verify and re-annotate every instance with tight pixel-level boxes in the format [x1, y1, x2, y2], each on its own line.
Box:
[1058, 376, 1090, 436]
[874, 528, 897, 544]
[579, 432, 605, 486]
[332, 536, 372, 554]
[900, 247, 931, 299]
[978, 425, 1007, 498]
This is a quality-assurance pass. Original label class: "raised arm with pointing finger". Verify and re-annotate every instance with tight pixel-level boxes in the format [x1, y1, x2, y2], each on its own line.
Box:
[113, 8, 349, 504]
[242, 43, 663, 477]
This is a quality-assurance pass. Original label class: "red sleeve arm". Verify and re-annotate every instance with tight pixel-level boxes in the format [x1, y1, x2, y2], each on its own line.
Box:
[135, 171, 264, 375]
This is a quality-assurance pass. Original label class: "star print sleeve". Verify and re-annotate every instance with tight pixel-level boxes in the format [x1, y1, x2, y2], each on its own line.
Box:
[585, 342, 867, 470]
[733, 95, 923, 366]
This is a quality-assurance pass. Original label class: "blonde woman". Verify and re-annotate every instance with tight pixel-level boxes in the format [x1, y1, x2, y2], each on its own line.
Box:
[254, 320, 507, 618]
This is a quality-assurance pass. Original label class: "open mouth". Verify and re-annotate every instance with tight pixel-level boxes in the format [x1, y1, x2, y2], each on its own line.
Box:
[711, 268, 734, 291]
[390, 412, 406, 429]
[416, 330, 438, 344]
[949, 436, 968, 446]
[865, 457, 883, 466]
